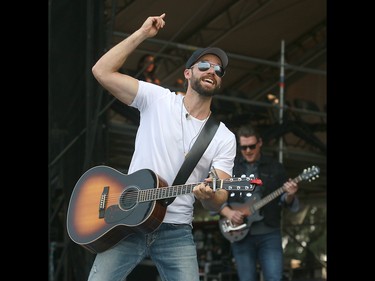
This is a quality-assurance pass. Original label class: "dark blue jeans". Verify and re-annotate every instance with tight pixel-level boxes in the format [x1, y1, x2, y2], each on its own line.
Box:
[87, 223, 200, 281]
[231, 229, 283, 281]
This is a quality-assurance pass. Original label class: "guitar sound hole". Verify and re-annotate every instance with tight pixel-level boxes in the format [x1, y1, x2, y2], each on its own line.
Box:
[119, 187, 139, 210]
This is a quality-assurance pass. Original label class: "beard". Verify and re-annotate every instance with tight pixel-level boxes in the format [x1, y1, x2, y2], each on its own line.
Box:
[190, 75, 222, 97]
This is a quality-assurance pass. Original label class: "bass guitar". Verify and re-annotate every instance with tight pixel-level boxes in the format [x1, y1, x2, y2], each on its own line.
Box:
[219, 165, 320, 243]
[66, 165, 258, 253]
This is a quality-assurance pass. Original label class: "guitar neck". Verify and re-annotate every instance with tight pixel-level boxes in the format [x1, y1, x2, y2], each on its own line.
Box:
[252, 175, 303, 211]
[137, 174, 257, 203]
[138, 183, 197, 202]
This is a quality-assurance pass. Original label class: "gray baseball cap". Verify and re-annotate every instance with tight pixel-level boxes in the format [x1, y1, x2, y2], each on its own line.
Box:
[185, 47, 228, 69]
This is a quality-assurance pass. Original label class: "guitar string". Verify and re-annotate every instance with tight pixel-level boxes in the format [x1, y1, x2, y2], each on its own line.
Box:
[105, 182, 208, 201]
[105, 174, 235, 200]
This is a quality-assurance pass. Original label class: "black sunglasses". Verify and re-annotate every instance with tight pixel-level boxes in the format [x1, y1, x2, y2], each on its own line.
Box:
[190, 61, 225, 77]
[240, 143, 258, 151]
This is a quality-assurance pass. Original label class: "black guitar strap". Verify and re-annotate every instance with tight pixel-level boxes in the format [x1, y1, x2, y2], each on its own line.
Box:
[162, 114, 220, 206]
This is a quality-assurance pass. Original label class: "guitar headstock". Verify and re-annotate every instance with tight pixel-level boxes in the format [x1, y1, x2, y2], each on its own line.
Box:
[216, 176, 262, 192]
[300, 166, 320, 182]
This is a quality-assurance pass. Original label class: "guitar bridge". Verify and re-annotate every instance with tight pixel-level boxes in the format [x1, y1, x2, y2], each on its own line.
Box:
[98, 186, 109, 219]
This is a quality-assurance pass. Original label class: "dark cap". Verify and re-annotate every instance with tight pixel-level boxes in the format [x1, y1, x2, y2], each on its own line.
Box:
[185, 47, 228, 69]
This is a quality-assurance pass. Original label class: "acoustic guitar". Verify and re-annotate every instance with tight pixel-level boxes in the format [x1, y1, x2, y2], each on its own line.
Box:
[66, 165, 259, 253]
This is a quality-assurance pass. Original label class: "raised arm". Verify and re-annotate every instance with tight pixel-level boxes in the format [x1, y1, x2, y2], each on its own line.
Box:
[92, 13, 166, 105]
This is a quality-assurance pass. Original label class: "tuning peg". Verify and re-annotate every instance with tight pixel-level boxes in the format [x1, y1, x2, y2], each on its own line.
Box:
[309, 175, 319, 182]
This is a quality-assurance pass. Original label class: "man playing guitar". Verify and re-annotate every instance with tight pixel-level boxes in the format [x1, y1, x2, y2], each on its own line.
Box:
[218, 124, 299, 281]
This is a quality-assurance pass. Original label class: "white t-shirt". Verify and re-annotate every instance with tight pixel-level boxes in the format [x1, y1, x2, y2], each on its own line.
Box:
[129, 80, 236, 225]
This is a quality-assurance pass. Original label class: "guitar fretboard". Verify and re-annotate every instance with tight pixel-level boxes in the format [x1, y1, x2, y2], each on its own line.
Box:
[138, 184, 197, 202]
